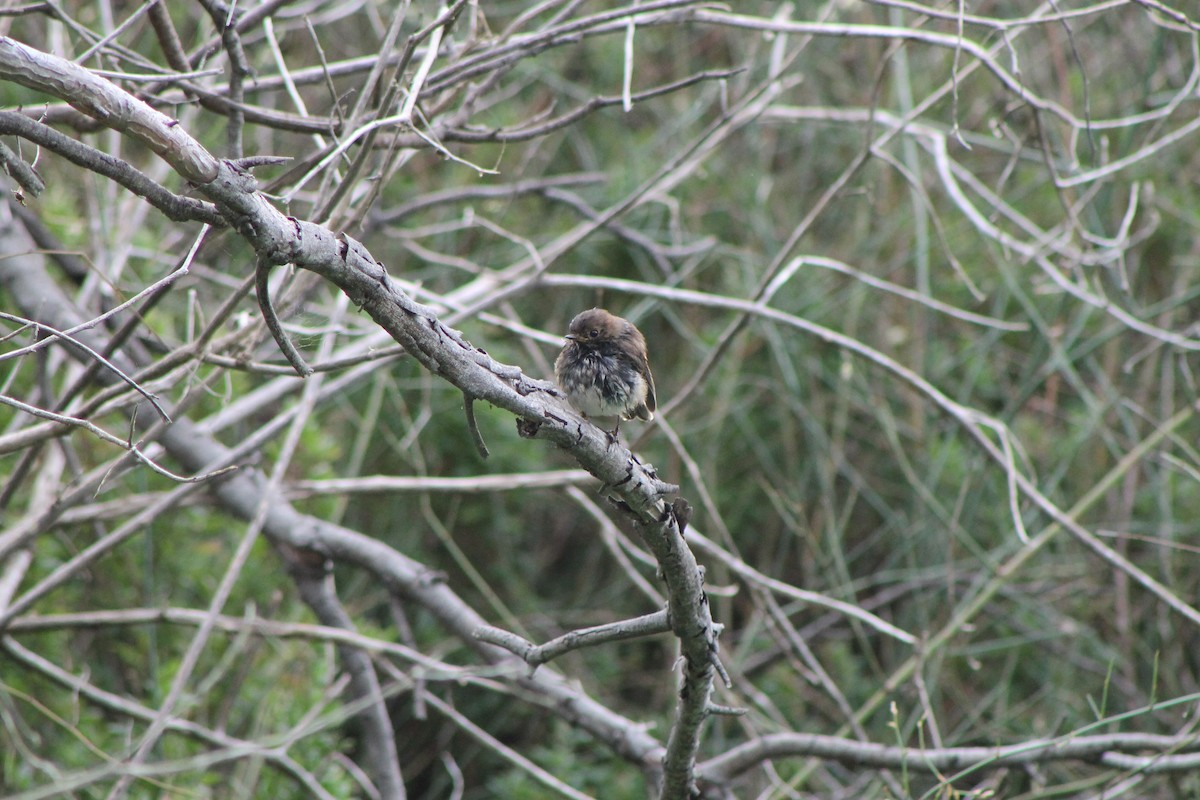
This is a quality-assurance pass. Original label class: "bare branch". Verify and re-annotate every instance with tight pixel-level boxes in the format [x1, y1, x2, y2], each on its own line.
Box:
[0, 112, 225, 224]
[0, 38, 219, 182]
[255, 255, 313, 377]
[698, 725, 1200, 785]
[424, 693, 599, 800]
[0, 311, 170, 419]
[0, 139, 44, 196]
[289, 564, 407, 800]
[462, 393, 490, 459]
[475, 609, 670, 668]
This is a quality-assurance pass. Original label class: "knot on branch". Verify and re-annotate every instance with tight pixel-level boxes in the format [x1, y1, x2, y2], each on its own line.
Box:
[516, 417, 544, 438]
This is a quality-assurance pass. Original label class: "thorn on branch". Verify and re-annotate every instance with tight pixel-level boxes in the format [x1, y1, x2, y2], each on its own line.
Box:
[230, 154, 292, 171]
[254, 255, 312, 377]
[515, 375, 555, 397]
[709, 642, 732, 689]
[540, 409, 568, 426]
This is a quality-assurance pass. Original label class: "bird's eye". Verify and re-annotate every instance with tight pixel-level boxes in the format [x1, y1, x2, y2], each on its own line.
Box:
[589, 329, 599, 338]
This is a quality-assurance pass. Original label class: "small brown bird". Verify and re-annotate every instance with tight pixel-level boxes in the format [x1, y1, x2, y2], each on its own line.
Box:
[554, 308, 656, 439]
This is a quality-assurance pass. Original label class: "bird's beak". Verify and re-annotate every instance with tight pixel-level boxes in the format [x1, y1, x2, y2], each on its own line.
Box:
[564, 334, 577, 341]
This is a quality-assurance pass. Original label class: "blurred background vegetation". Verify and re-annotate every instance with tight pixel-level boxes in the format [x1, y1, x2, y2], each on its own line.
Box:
[4, 1, 1200, 798]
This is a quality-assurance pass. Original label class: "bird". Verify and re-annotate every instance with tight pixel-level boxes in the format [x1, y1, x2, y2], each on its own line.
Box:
[554, 308, 656, 440]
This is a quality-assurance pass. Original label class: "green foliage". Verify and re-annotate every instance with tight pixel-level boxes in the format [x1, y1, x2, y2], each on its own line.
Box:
[484, 720, 647, 800]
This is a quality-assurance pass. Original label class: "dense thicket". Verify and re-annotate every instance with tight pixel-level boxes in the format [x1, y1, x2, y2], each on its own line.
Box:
[3, 2, 1200, 798]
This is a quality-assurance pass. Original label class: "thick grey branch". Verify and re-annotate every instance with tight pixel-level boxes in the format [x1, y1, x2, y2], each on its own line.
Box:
[0, 37, 219, 183]
[288, 564, 406, 799]
[634, 504, 719, 799]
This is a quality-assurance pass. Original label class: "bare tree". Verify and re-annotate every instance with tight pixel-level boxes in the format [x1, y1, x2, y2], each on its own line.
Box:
[4, 2, 1200, 799]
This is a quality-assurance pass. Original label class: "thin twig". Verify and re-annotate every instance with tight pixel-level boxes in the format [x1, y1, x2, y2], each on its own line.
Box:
[0, 311, 170, 420]
[0, 637, 339, 800]
[698, 721, 1200, 784]
[0, 392, 226, 485]
[474, 609, 670, 668]
[198, 0, 250, 159]
[462, 393, 490, 459]
[255, 256, 314, 377]
[0, 112, 224, 224]
[424, 692, 598, 800]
